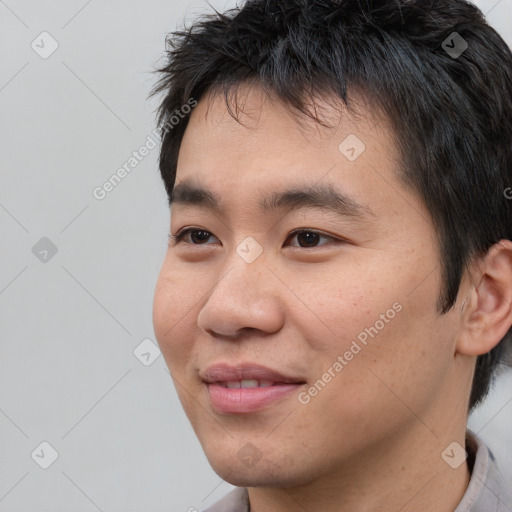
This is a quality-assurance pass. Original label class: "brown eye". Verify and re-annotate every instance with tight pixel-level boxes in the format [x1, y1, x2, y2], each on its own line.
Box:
[187, 230, 212, 244]
[295, 231, 321, 247]
[170, 228, 344, 248]
[170, 229, 219, 245]
[287, 230, 339, 248]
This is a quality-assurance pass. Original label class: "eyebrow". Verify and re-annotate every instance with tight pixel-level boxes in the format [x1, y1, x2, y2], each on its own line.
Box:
[170, 180, 375, 221]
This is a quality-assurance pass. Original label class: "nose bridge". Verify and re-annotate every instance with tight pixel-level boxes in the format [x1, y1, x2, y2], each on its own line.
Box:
[212, 234, 272, 301]
[196, 244, 284, 337]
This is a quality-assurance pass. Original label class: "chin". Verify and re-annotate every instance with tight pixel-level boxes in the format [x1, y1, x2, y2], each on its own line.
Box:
[204, 447, 313, 489]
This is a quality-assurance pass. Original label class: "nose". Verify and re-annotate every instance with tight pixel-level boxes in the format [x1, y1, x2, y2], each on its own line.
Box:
[196, 256, 285, 339]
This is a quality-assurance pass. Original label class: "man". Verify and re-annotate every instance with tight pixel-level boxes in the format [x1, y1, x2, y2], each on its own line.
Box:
[150, 0, 512, 510]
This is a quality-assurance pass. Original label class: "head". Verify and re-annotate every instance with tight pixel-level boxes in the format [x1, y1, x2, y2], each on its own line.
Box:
[151, 0, 512, 487]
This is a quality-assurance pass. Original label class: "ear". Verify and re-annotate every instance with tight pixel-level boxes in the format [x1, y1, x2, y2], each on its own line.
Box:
[456, 240, 512, 357]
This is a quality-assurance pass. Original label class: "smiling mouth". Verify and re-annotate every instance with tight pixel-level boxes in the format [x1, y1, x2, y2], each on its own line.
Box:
[205, 380, 306, 414]
[217, 379, 286, 388]
[200, 362, 307, 413]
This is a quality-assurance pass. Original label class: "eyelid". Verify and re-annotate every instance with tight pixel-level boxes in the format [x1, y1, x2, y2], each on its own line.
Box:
[169, 227, 215, 245]
[169, 227, 348, 247]
[286, 228, 342, 246]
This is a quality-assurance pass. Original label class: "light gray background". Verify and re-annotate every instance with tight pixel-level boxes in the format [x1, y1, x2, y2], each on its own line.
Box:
[0, 1, 511, 511]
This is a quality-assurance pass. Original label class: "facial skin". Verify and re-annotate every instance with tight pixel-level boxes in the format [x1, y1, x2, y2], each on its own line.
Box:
[152, 84, 512, 512]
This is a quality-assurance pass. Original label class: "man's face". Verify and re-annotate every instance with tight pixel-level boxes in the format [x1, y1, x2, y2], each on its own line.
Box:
[153, 85, 465, 487]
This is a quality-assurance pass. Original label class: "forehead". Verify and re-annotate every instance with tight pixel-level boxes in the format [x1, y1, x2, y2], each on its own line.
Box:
[181, 84, 393, 155]
[173, 84, 429, 227]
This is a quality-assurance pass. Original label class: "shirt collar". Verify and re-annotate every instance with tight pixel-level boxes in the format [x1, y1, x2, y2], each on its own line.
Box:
[454, 429, 512, 512]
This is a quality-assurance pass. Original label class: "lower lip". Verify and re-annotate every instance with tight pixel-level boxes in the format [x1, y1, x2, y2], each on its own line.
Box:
[206, 383, 304, 414]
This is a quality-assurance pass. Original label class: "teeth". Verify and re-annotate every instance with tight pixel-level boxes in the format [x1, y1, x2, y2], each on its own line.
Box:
[224, 379, 274, 388]
[240, 379, 259, 388]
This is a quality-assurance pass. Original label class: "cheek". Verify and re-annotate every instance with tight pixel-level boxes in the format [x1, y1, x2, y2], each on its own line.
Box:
[285, 261, 388, 354]
[321, 286, 453, 424]
[152, 266, 198, 370]
[297, 253, 450, 394]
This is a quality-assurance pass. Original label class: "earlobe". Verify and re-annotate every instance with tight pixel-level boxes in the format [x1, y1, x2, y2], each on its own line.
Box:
[456, 240, 512, 357]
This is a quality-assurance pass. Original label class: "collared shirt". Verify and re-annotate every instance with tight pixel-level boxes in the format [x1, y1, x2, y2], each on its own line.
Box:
[202, 430, 512, 512]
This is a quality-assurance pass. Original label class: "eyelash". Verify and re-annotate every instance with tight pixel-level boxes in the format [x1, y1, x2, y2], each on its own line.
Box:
[168, 227, 345, 248]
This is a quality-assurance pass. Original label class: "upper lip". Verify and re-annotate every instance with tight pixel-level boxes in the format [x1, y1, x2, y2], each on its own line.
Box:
[201, 363, 306, 384]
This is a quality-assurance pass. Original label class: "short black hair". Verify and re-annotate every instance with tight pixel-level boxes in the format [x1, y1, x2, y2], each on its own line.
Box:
[150, 0, 512, 412]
